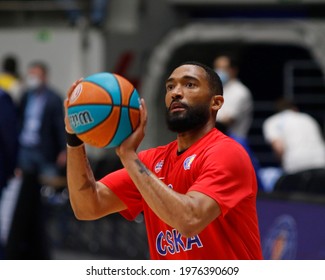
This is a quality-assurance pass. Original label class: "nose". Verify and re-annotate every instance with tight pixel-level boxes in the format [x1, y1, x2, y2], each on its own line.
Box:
[170, 85, 183, 100]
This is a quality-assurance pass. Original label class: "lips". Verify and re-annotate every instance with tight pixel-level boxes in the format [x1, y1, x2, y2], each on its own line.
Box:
[169, 101, 187, 112]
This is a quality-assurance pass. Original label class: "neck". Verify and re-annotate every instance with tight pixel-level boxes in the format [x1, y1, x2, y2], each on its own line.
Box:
[176, 121, 214, 153]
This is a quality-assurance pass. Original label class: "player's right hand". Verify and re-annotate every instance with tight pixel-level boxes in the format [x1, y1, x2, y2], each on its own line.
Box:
[116, 98, 147, 159]
[64, 78, 83, 134]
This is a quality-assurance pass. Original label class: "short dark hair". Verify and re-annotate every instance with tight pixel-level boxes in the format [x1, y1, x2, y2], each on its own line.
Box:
[214, 54, 239, 70]
[227, 55, 238, 69]
[177, 61, 223, 96]
[275, 97, 297, 112]
[2, 56, 18, 76]
[28, 61, 48, 76]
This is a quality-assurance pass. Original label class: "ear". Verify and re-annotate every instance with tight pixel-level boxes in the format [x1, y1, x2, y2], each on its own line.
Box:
[211, 95, 224, 112]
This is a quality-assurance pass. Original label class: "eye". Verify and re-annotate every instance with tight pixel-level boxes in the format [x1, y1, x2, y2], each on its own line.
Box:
[166, 83, 174, 91]
[186, 82, 196, 88]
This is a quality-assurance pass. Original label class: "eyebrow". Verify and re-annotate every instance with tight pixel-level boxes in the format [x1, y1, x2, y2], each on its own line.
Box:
[166, 75, 199, 84]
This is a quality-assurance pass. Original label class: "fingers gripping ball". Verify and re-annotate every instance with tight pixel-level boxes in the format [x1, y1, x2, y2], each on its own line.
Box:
[67, 73, 141, 148]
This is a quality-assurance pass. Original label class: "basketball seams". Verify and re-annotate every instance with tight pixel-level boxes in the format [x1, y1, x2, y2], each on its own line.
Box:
[104, 100, 139, 147]
[78, 107, 120, 147]
[103, 105, 124, 148]
[80, 77, 138, 109]
[127, 89, 140, 130]
[126, 88, 138, 110]
[103, 84, 139, 147]
[83, 80, 115, 105]
[77, 112, 112, 134]
[115, 74, 133, 107]
[68, 103, 113, 108]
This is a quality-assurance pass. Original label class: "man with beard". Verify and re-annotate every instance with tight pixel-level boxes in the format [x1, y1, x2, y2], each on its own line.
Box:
[64, 62, 262, 260]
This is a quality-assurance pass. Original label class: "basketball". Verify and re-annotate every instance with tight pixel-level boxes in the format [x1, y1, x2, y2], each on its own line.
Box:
[67, 72, 141, 148]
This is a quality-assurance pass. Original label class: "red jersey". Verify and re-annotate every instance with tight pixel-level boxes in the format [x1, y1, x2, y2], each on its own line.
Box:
[100, 128, 262, 260]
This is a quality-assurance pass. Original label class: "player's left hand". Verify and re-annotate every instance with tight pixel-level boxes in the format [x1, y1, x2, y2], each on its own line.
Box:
[116, 98, 147, 158]
[64, 78, 83, 134]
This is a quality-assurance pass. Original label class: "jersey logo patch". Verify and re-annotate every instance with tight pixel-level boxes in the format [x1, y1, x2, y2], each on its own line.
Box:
[155, 160, 164, 173]
[183, 154, 196, 170]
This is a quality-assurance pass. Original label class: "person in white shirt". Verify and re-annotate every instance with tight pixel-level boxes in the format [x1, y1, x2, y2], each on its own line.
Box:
[263, 98, 325, 174]
[213, 55, 253, 139]
[263, 98, 325, 193]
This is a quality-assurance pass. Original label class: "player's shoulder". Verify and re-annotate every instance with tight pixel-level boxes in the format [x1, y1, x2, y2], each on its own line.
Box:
[203, 129, 244, 153]
[201, 132, 252, 170]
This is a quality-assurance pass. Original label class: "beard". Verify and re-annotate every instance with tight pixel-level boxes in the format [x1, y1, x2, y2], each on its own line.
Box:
[165, 101, 210, 133]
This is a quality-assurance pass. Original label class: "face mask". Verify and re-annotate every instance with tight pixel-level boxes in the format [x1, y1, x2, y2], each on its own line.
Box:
[25, 75, 42, 90]
[215, 69, 229, 85]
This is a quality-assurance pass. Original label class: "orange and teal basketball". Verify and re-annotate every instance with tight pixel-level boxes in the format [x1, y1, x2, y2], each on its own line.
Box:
[67, 72, 140, 148]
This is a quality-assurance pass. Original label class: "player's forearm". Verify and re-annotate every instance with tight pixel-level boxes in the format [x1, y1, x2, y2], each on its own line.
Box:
[66, 144, 99, 219]
[120, 153, 203, 237]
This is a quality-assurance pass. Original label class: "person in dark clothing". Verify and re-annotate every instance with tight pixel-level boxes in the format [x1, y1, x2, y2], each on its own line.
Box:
[0, 88, 18, 259]
[5, 61, 66, 259]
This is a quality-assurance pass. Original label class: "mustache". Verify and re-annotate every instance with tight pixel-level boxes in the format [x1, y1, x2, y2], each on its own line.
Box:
[168, 100, 189, 111]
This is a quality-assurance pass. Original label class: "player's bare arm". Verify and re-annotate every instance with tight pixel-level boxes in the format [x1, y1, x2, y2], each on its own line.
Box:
[116, 99, 221, 238]
[67, 144, 127, 220]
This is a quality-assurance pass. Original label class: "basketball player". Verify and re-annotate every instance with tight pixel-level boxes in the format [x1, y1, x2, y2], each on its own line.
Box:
[64, 62, 262, 259]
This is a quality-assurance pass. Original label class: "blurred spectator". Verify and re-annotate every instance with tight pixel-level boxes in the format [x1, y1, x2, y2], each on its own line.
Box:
[0, 89, 18, 259]
[0, 55, 23, 104]
[57, 0, 109, 27]
[5, 61, 66, 259]
[263, 98, 325, 193]
[91, 0, 109, 27]
[214, 55, 253, 140]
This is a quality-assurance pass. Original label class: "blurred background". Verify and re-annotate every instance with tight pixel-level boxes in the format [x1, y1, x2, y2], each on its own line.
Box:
[0, 0, 325, 260]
